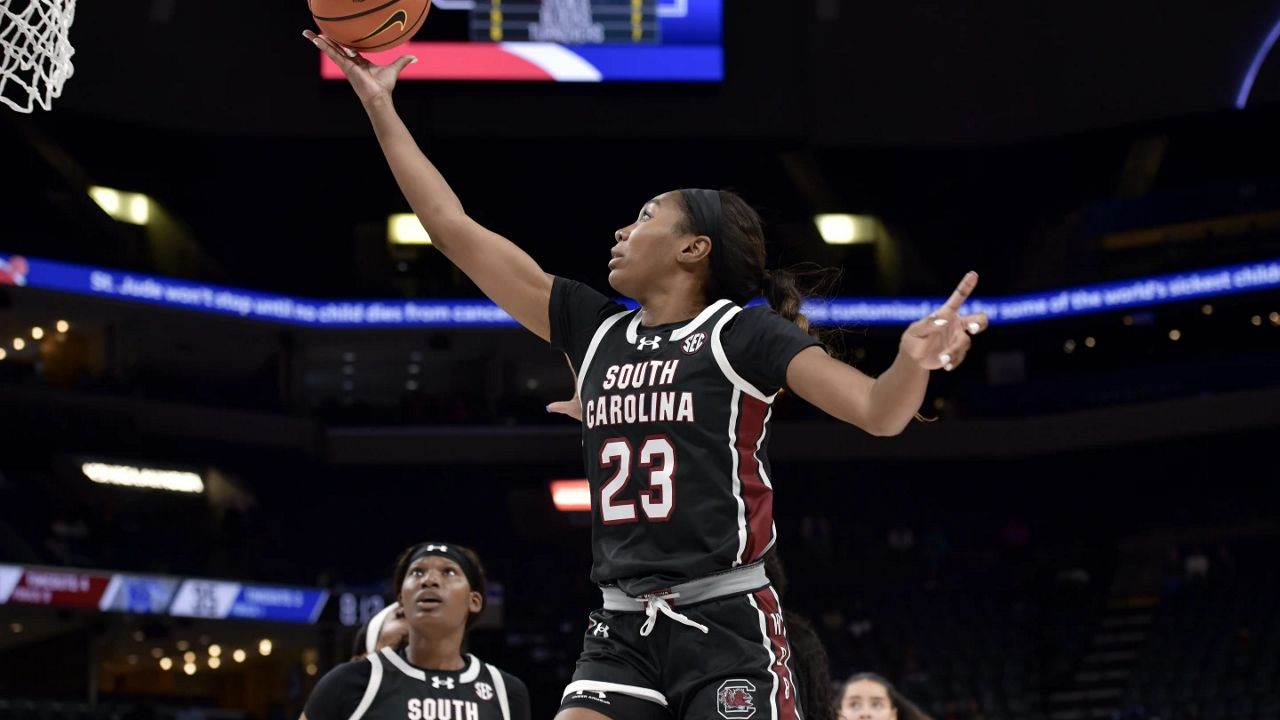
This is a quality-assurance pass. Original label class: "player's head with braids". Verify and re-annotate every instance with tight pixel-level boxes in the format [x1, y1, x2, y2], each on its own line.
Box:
[838, 672, 934, 720]
[391, 542, 488, 632]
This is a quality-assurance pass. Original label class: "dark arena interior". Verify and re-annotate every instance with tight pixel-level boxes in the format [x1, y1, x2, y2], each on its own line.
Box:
[1, 2, 1279, 720]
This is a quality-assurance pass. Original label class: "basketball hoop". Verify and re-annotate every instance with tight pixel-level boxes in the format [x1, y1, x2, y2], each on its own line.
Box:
[0, 0, 76, 113]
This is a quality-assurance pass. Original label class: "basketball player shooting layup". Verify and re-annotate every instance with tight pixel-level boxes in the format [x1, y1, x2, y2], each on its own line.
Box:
[305, 31, 988, 720]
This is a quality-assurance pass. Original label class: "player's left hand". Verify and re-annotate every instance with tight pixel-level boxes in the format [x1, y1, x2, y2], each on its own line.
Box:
[547, 354, 583, 421]
[899, 271, 989, 371]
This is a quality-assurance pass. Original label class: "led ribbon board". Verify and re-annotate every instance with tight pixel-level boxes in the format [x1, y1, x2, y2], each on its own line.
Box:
[0, 564, 328, 624]
[3, 253, 1278, 327]
[319, 0, 724, 83]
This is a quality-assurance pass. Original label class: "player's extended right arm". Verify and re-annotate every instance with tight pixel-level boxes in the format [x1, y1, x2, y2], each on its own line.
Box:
[364, 95, 553, 340]
[305, 31, 553, 341]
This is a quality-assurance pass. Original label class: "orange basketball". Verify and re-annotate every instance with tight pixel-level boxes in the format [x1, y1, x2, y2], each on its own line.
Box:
[308, 0, 431, 52]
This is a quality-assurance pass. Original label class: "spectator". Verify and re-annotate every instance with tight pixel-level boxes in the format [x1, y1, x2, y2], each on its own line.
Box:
[838, 672, 933, 720]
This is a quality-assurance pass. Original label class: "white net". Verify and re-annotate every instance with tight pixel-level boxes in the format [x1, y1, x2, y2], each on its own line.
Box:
[0, 0, 76, 113]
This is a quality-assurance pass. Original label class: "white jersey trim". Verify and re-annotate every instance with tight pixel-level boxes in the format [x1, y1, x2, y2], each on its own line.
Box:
[486, 664, 511, 720]
[771, 586, 804, 720]
[756, 405, 775, 490]
[563, 679, 669, 707]
[379, 647, 424, 681]
[760, 401, 780, 558]
[577, 309, 631, 397]
[711, 306, 779, 404]
[624, 312, 643, 345]
[348, 652, 384, 720]
[376, 645, 422, 676]
[671, 299, 733, 340]
[727, 386, 749, 566]
[377, 649, 479, 684]
[458, 654, 482, 683]
[623, 298, 733, 344]
[747, 593, 782, 720]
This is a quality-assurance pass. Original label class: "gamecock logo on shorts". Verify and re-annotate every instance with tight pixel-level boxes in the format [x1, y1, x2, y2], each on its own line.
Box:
[716, 679, 757, 719]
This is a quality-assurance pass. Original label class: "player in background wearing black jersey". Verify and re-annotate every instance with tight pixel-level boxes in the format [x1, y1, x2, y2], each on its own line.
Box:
[303, 543, 530, 720]
[306, 32, 986, 720]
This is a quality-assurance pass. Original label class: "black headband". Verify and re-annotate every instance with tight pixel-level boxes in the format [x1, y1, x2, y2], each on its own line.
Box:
[680, 188, 729, 299]
[679, 188, 722, 243]
[406, 543, 482, 593]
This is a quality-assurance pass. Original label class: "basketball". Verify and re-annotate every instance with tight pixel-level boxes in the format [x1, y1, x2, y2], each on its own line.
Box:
[308, 0, 431, 52]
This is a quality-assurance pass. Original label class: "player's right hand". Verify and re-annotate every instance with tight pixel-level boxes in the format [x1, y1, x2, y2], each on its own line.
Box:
[303, 30, 417, 108]
[547, 353, 584, 422]
[546, 397, 582, 421]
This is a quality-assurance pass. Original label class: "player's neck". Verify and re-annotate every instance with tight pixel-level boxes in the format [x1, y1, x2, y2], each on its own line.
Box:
[404, 631, 467, 671]
[639, 293, 706, 327]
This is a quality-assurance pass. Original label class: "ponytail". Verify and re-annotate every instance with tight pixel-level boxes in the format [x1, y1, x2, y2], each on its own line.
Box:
[763, 263, 842, 339]
[676, 189, 839, 338]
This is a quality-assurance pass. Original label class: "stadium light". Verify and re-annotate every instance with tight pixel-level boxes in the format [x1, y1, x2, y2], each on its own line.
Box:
[81, 462, 204, 494]
[550, 480, 591, 512]
[89, 186, 153, 226]
[815, 214, 880, 245]
[388, 214, 431, 245]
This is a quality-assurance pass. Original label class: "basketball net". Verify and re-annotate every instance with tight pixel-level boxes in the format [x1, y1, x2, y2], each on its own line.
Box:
[0, 0, 76, 113]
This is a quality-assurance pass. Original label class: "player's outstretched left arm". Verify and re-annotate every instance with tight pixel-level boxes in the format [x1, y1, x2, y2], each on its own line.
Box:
[786, 272, 988, 436]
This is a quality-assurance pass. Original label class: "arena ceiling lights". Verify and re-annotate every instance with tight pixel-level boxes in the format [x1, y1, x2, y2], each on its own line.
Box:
[814, 214, 881, 245]
[388, 214, 432, 245]
[88, 186, 152, 226]
[81, 462, 205, 494]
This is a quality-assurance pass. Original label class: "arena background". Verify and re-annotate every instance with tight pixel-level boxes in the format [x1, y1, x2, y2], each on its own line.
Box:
[2, 2, 1279, 719]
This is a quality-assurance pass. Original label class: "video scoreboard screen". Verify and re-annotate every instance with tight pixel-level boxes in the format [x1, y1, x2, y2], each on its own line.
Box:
[320, 0, 723, 82]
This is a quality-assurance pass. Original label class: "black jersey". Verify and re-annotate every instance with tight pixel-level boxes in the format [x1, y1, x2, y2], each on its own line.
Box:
[304, 650, 530, 720]
[550, 278, 820, 595]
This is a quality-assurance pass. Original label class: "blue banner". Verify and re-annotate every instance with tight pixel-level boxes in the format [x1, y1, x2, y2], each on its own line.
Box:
[99, 575, 180, 615]
[229, 586, 330, 624]
[4, 252, 1278, 327]
[1, 563, 329, 624]
[169, 578, 329, 624]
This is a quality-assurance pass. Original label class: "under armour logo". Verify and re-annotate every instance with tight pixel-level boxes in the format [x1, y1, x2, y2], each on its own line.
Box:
[589, 620, 610, 638]
[425, 544, 449, 552]
[432, 676, 456, 689]
[681, 332, 706, 355]
[475, 681, 494, 700]
[637, 336, 662, 351]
